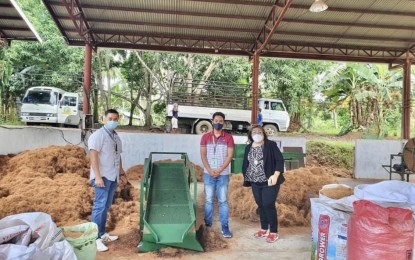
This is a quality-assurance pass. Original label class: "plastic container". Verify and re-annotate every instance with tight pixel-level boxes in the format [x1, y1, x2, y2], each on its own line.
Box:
[231, 158, 244, 174]
[62, 222, 98, 260]
[234, 144, 247, 158]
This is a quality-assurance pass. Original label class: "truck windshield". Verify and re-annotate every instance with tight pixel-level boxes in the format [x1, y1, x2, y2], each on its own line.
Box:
[22, 91, 57, 105]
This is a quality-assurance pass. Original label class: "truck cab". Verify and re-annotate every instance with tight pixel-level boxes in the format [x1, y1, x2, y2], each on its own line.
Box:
[20, 86, 82, 127]
[259, 98, 290, 135]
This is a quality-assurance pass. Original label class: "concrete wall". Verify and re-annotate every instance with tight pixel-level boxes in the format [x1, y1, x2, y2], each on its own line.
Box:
[119, 133, 306, 169]
[0, 126, 85, 155]
[354, 139, 414, 181]
[5, 126, 413, 181]
[0, 126, 306, 170]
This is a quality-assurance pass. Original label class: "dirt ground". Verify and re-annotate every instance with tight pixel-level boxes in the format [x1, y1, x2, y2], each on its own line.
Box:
[0, 136, 357, 259]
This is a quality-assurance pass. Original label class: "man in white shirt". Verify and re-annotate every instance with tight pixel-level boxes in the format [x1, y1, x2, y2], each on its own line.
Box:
[88, 109, 126, 252]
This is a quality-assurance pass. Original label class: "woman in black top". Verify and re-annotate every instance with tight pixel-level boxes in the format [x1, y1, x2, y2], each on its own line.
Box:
[242, 125, 285, 243]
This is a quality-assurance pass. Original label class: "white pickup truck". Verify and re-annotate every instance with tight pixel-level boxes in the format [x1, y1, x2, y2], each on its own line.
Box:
[165, 79, 290, 136]
[167, 98, 290, 136]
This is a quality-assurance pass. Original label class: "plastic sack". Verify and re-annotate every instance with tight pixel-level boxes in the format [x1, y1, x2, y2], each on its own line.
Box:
[311, 198, 351, 260]
[347, 200, 414, 260]
[354, 180, 415, 204]
[0, 240, 76, 260]
[0, 212, 63, 250]
[62, 222, 98, 260]
[0, 212, 76, 260]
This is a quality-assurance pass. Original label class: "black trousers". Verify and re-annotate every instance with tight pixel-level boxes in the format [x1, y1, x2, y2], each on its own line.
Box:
[251, 182, 280, 233]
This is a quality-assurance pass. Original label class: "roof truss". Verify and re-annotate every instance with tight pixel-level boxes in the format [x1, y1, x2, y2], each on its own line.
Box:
[42, 0, 415, 63]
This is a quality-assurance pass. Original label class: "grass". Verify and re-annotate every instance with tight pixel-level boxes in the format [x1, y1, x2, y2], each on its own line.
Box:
[0, 114, 24, 126]
[306, 140, 354, 169]
[308, 118, 342, 136]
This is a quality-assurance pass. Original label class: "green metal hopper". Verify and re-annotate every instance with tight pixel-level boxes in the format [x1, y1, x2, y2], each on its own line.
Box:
[138, 152, 203, 252]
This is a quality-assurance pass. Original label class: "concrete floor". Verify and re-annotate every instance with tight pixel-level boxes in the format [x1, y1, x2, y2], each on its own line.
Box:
[115, 180, 316, 260]
[100, 177, 384, 260]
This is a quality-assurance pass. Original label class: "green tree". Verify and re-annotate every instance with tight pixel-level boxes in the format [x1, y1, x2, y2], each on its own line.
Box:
[320, 63, 403, 136]
[260, 58, 328, 130]
[0, 0, 84, 116]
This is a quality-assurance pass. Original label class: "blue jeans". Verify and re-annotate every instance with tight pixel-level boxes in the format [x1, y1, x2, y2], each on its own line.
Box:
[90, 177, 117, 237]
[203, 173, 230, 228]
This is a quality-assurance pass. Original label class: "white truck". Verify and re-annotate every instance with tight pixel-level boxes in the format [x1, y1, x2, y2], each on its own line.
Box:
[165, 79, 290, 136]
[20, 86, 82, 127]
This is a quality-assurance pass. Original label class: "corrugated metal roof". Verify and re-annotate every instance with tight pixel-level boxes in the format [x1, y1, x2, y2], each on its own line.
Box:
[41, 0, 415, 62]
[0, 0, 42, 42]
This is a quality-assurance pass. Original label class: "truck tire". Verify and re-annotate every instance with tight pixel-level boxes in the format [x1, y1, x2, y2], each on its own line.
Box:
[195, 120, 212, 134]
[263, 124, 278, 136]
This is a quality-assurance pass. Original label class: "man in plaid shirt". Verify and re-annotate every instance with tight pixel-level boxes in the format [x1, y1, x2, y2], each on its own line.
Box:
[200, 112, 235, 238]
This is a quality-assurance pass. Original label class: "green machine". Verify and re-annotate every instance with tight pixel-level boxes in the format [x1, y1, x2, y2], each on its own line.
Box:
[138, 152, 203, 252]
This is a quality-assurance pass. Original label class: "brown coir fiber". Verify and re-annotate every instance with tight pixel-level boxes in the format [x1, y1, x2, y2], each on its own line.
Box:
[0, 146, 138, 230]
[0, 155, 11, 176]
[126, 161, 205, 182]
[126, 165, 144, 181]
[0, 146, 93, 226]
[193, 164, 204, 182]
[320, 185, 353, 199]
[63, 231, 83, 239]
[197, 224, 228, 252]
[229, 167, 336, 227]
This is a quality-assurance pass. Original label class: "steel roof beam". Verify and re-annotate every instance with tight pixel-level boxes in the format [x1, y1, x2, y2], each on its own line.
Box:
[287, 4, 415, 17]
[0, 26, 32, 31]
[64, 27, 408, 52]
[0, 15, 22, 20]
[283, 18, 415, 31]
[68, 39, 251, 56]
[66, 28, 254, 46]
[67, 38, 404, 64]
[60, 0, 95, 44]
[261, 51, 400, 63]
[265, 42, 406, 58]
[64, 28, 406, 60]
[0, 3, 12, 8]
[183, 0, 272, 7]
[275, 30, 415, 43]
[48, 2, 266, 21]
[267, 41, 405, 54]
[57, 16, 259, 33]
[253, 0, 292, 54]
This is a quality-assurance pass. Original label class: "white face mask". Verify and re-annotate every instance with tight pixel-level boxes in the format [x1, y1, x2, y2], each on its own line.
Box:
[252, 134, 264, 143]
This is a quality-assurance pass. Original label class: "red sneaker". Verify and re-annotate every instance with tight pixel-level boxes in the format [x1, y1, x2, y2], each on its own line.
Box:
[266, 233, 279, 243]
[253, 230, 268, 238]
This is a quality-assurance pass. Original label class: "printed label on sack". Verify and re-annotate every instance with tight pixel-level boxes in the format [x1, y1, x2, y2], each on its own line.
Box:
[406, 250, 412, 260]
[317, 215, 330, 260]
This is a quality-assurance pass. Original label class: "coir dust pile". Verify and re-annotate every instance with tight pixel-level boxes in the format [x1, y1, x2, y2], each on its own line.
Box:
[126, 161, 204, 182]
[228, 167, 337, 227]
[0, 146, 138, 231]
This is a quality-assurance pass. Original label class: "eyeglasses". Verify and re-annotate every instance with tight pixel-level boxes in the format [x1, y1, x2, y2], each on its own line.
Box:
[252, 131, 263, 135]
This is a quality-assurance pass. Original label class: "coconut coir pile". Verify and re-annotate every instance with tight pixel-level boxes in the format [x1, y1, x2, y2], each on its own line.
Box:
[126, 163, 339, 228]
[126, 161, 204, 182]
[0, 146, 138, 230]
[320, 185, 353, 199]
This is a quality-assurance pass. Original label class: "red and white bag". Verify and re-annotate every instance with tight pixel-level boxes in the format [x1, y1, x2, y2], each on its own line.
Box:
[347, 200, 414, 260]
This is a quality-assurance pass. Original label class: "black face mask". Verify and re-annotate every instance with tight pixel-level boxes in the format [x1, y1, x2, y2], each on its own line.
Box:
[213, 123, 224, 130]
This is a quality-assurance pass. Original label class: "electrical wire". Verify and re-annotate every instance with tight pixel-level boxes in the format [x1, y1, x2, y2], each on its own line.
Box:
[0, 125, 88, 147]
